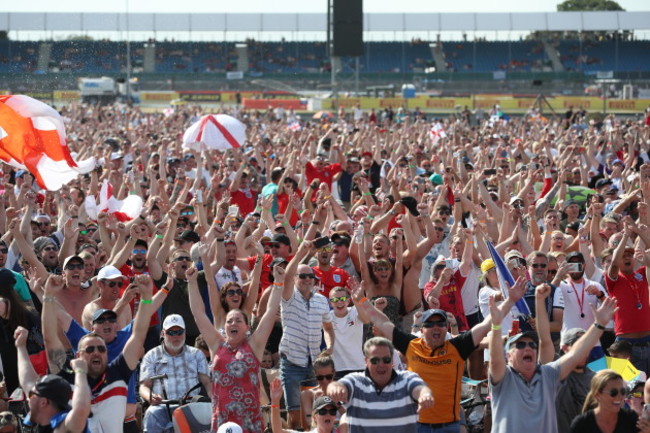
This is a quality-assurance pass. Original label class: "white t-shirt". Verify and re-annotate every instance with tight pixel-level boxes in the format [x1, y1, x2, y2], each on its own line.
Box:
[460, 264, 480, 316]
[215, 266, 243, 289]
[556, 277, 605, 341]
[330, 307, 365, 371]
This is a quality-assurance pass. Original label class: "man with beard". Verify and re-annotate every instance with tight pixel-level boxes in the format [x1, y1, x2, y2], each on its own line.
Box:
[42, 274, 156, 433]
[151, 248, 209, 345]
[81, 266, 132, 329]
[310, 240, 349, 298]
[556, 252, 607, 358]
[139, 314, 210, 433]
[519, 251, 564, 338]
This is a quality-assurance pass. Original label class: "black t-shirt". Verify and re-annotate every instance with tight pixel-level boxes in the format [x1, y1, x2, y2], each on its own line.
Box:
[153, 271, 208, 344]
[570, 408, 639, 433]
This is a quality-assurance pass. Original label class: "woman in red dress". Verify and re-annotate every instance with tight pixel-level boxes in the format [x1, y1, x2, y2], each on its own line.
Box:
[187, 260, 283, 433]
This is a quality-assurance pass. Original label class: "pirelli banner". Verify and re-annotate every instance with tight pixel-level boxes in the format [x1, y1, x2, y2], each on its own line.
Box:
[323, 95, 650, 113]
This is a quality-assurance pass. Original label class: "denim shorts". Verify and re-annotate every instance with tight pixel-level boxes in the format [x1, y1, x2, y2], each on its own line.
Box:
[279, 356, 316, 411]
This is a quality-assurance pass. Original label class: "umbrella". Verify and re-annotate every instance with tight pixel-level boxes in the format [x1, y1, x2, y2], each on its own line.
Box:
[312, 110, 333, 120]
[587, 356, 642, 382]
[182, 114, 246, 151]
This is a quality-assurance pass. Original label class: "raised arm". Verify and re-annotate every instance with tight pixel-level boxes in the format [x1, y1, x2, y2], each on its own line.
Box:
[64, 358, 92, 433]
[534, 284, 555, 364]
[282, 240, 313, 301]
[41, 275, 69, 374]
[249, 265, 284, 360]
[350, 280, 395, 340]
[187, 265, 223, 355]
[122, 274, 156, 370]
[15, 327, 39, 396]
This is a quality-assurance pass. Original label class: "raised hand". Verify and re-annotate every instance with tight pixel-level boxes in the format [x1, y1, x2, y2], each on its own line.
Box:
[14, 326, 28, 348]
[591, 296, 618, 327]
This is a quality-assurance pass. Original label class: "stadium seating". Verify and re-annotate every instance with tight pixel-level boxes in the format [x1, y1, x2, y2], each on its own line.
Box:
[0, 39, 647, 75]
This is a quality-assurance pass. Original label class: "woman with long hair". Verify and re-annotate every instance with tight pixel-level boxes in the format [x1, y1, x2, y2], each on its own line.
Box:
[187, 255, 283, 433]
[570, 370, 650, 433]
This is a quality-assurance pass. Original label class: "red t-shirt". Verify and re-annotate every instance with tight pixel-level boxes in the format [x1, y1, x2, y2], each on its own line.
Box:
[423, 269, 469, 331]
[605, 267, 650, 335]
[230, 188, 258, 218]
[118, 264, 160, 326]
[312, 265, 350, 298]
[246, 253, 294, 294]
[305, 161, 342, 190]
[277, 187, 303, 226]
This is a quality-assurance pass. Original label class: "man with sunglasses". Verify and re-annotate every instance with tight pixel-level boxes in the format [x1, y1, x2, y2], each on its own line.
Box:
[278, 241, 335, 430]
[351, 276, 527, 432]
[81, 266, 131, 330]
[310, 238, 350, 298]
[139, 314, 210, 433]
[42, 273, 159, 433]
[327, 337, 433, 433]
[488, 286, 618, 433]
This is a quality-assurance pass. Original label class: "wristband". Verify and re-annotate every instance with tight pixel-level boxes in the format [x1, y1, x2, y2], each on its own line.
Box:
[408, 165, 416, 169]
[491, 324, 502, 331]
[297, 209, 305, 215]
[74, 369, 88, 375]
[362, 192, 372, 196]
[140, 299, 153, 305]
[43, 296, 57, 303]
[454, 199, 461, 203]
[593, 322, 606, 331]
[282, 221, 289, 227]
[270, 404, 280, 409]
[358, 297, 368, 304]
[213, 219, 222, 225]
[71, 216, 78, 219]
[161, 288, 170, 295]
[217, 238, 225, 242]
[156, 234, 164, 239]
[273, 282, 284, 287]
[312, 221, 321, 225]
[365, 215, 374, 220]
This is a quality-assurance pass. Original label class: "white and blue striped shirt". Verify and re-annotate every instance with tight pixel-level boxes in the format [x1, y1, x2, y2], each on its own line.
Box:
[279, 288, 332, 367]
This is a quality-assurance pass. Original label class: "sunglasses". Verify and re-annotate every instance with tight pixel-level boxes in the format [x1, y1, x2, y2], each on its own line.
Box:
[316, 374, 334, 381]
[605, 387, 628, 398]
[330, 296, 349, 303]
[0, 248, 8, 254]
[87, 227, 98, 232]
[43, 246, 58, 252]
[319, 247, 333, 253]
[37, 222, 51, 227]
[0, 413, 14, 422]
[422, 320, 447, 328]
[434, 227, 445, 232]
[269, 243, 281, 248]
[83, 345, 107, 354]
[94, 316, 117, 325]
[548, 270, 558, 276]
[65, 263, 85, 271]
[102, 280, 123, 288]
[434, 264, 446, 271]
[369, 356, 392, 365]
[298, 273, 316, 280]
[317, 408, 338, 416]
[174, 256, 191, 262]
[166, 328, 185, 336]
[132, 249, 147, 255]
[630, 392, 644, 399]
[514, 341, 538, 350]
[28, 390, 42, 398]
[226, 289, 244, 297]
[374, 267, 391, 272]
[180, 211, 194, 216]
[530, 263, 547, 269]
[79, 230, 88, 236]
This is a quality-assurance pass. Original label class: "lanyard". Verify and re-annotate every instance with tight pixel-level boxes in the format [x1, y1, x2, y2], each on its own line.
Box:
[621, 272, 644, 310]
[569, 280, 586, 318]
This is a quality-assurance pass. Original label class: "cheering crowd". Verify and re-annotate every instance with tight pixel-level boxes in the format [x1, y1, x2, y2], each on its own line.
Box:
[1, 101, 650, 433]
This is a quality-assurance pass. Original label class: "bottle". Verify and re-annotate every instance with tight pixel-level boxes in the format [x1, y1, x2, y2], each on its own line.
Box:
[355, 220, 364, 244]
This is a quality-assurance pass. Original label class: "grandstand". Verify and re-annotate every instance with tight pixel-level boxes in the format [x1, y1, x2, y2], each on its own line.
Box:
[0, 11, 649, 100]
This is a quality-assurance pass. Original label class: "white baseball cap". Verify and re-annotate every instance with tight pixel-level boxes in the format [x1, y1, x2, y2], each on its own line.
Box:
[97, 265, 125, 280]
[162, 314, 185, 331]
[217, 422, 242, 433]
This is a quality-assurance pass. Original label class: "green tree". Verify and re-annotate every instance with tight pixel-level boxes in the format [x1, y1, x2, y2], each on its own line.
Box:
[557, 0, 624, 11]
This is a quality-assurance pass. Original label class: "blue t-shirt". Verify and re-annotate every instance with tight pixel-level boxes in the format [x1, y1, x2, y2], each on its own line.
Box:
[66, 320, 133, 360]
[261, 182, 279, 215]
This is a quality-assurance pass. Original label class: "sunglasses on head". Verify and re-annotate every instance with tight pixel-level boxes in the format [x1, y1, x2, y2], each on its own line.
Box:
[226, 288, 243, 297]
[298, 273, 316, 280]
[369, 356, 392, 365]
[65, 263, 84, 271]
[166, 328, 185, 336]
[422, 319, 447, 328]
[132, 249, 147, 255]
[330, 296, 349, 303]
[530, 263, 547, 269]
[94, 316, 117, 325]
[316, 374, 334, 381]
[514, 341, 538, 350]
[317, 408, 338, 416]
[174, 256, 191, 262]
[83, 345, 107, 354]
[605, 387, 628, 398]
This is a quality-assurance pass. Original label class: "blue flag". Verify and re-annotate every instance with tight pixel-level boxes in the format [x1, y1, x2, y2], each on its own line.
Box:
[485, 240, 531, 316]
